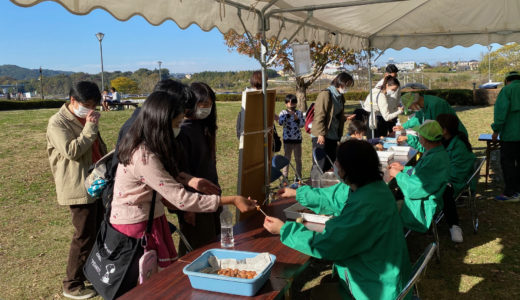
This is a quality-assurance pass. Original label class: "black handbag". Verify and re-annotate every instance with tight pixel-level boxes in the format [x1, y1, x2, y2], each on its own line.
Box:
[83, 191, 156, 300]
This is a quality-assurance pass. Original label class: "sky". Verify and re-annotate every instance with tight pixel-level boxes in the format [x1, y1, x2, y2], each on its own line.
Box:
[0, 1, 498, 74]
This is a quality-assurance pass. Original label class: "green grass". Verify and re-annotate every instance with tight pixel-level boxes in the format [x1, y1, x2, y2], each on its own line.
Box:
[0, 102, 518, 299]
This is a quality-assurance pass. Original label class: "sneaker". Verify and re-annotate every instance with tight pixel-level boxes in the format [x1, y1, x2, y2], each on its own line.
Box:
[495, 194, 520, 202]
[63, 286, 97, 300]
[449, 225, 463, 243]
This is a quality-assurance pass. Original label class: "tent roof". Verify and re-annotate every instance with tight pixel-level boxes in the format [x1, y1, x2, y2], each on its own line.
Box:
[11, 0, 520, 50]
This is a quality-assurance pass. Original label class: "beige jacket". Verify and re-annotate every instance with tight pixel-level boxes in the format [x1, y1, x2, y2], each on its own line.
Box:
[311, 90, 345, 137]
[47, 104, 107, 205]
[363, 88, 401, 121]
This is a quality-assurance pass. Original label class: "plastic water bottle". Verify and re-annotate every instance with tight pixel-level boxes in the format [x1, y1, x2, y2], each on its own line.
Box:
[311, 165, 321, 188]
[220, 206, 234, 248]
[395, 118, 402, 137]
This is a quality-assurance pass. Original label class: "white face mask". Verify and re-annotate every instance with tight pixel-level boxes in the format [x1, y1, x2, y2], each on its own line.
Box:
[195, 106, 212, 119]
[337, 88, 347, 95]
[173, 127, 181, 138]
[73, 103, 91, 118]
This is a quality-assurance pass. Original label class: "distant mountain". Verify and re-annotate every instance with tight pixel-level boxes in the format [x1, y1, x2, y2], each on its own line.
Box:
[0, 65, 74, 80]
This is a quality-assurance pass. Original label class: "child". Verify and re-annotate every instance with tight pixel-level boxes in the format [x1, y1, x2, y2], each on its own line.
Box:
[278, 94, 305, 179]
[341, 120, 383, 150]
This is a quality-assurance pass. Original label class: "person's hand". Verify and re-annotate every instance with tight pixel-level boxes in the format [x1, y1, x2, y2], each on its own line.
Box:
[234, 196, 257, 213]
[86, 110, 100, 124]
[388, 167, 401, 178]
[397, 107, 404, 114]
[317, 135, 326, 145]
[263, 216, 284, 235]
[393, 125, 404, 132]
[276, 187, 297, 199]
[492, 132, 499, 141]
[389, 162, 404, 171]
[183, 212, 196, 226]
[346, 114, 356, 121]
[177, 172, 221, 195]
[397, 135, 408, 144]
[274, 114, 280, 121]
[375, 144, 384, 151]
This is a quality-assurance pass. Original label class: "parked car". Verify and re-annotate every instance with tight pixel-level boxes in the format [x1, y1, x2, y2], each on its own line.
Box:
[402, 82, 429, 90]
[479, 82, 503, 89]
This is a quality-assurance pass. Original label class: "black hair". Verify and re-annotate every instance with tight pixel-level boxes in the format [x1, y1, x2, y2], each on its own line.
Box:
[506, 75, 520, 84]
[381, 76, 400, 90]
[285, 94, 297, 104]
[331, 72, 354, 89]
[189, 82, 218, 160]
[250, 71, 265, 90]
[336, 140, 382, 187]
[386, 64, 399, 73]
[118, 91, 185, 177]
[69, 81, 101, 104]
[153, 79, 194, 113]
[347, 120, 367, 135]
[436, 114, 472, 151]
[110, 87, 116, 92]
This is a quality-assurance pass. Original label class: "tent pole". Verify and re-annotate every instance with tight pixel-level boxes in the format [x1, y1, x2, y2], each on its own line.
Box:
[260, 41, 270, 204]
[367, 48, 375, 138]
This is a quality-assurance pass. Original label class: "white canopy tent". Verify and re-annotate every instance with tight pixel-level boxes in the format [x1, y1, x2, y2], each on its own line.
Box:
[13, 0, 519, 200]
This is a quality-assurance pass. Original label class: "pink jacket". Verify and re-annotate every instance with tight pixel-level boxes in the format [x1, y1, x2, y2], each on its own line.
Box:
[110, 144, 220, 224]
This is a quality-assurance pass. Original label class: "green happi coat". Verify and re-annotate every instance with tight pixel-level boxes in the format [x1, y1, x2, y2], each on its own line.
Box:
[396, 145, 450, 233]
[403, 95, 467, 136]
[407, 135, 475, 196]
[491, 80, 520, 141]
[280, 182, 411, 300]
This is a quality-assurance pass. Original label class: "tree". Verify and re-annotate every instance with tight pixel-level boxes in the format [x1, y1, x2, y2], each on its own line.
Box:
[224, 31, 357, 111]
[479, 43, 520, 81]
[110, 76, 139, 94]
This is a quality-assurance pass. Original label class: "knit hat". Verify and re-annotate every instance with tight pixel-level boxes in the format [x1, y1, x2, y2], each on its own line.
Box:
[412, 120, 443, 141]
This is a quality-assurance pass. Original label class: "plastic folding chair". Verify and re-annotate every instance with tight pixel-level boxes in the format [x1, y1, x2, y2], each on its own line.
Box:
[312, 147, 334, 175]
[396, 243, 437, 300]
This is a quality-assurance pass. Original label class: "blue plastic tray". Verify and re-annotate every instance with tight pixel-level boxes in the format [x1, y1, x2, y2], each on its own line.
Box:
[183, 249, 276, 296]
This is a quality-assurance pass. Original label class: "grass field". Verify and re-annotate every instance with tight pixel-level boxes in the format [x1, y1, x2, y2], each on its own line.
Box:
[0, 102, 519, 299]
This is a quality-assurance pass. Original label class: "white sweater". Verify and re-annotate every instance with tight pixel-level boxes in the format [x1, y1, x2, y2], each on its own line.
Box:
[363, 88, 401, 121]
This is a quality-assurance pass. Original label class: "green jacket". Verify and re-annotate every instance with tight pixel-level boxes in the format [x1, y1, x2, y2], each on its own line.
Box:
[281, 182, 411, 300]
[47, 104, 107, 205]
[407, 135, 475, 196]
[403, 95, 467, 136]
[311, 89, 345, 139]
[491, 80, 520, 141]
[396, 145, 449, 233]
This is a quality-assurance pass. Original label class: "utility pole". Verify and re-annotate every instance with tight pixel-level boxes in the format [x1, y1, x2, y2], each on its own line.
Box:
[487, 45, 493, 82]
[158, 61, 162, 82]
[39, 66, 44, 100]
[96, 32, 105, 91]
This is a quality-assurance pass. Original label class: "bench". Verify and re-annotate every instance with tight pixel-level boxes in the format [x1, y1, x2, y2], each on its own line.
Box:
[107, 101, 138, 110]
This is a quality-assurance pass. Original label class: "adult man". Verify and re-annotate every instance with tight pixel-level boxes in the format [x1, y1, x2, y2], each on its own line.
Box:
[395, 92, 468, 136]
[492, 71, 520, 201]
[389, 120, 450, 233]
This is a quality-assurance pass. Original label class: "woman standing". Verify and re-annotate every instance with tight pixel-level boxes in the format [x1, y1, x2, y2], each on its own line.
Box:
[363, 76, 403, 137]
[111, 91, 256, 269]
[177, 82, 222, 255]
[311, 72, 354, 172]
[47, 81, 107, 299]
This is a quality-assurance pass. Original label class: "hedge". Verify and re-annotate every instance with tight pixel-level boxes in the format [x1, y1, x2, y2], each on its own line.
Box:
[0, 99, 67, 111]
[215, 89, 478, 106]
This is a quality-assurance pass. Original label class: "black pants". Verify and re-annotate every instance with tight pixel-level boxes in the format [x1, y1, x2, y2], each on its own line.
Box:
[64, 200, 104, 292]
[500, 141, 520, 196]
[177, 208, 222, 256]
[312, 137, 338, 173]
[369, 116, 397, 138]
[442, 184, 459, 227]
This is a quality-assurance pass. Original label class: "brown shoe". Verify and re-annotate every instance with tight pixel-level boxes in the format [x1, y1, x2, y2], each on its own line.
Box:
[63, 286, 97, 299]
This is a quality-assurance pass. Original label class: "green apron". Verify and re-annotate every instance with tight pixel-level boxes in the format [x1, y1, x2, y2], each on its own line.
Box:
[403, 95, 467, 136]
[281, 181, 411, 300]
[491, 80, 520, 141]
[396, 145, 449, 232]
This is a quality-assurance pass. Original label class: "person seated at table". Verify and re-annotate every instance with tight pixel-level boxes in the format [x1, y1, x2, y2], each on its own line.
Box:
[363, 76, 403, 137]
[388, 120, 449, 233]
[111, 91, 256, 270]
[340, 120, 383, 150]
[397, 114, 475, 242]
[264, 140, 411, 300]
[394, 92, 467, 136]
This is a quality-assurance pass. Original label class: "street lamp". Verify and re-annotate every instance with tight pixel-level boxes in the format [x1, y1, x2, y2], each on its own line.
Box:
[96, 32, 105, 91]
[39, 66, 44, 100]
[487, 45, 492, 83]
[158, 61, 162, 81]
